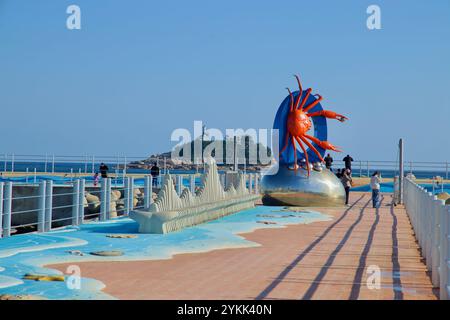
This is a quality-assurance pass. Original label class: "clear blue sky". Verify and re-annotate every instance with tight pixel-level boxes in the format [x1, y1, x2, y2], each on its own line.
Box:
[0, 0, 449, 161]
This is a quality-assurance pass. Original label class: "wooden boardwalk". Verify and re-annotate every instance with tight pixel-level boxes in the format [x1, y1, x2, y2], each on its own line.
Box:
[51, 192, 437, 300]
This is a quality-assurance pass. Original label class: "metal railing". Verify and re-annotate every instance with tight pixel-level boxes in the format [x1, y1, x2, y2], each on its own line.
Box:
[331, 160, 449, 179]
[0, 173, 261, 238]
[1, 154, 448, 180]
[0, 154, 169, 175]
[403, 177, 450, 300]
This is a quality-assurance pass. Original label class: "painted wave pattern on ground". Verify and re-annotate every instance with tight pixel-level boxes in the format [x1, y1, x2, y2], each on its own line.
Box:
[0, 206, 331, 300]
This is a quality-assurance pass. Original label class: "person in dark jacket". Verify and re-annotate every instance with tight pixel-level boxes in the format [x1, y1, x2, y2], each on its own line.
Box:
[343, 154, 354, 171]
[324, 154, 333, 171]
[99, 163, 109, 178]
[150, 163, 160, 187]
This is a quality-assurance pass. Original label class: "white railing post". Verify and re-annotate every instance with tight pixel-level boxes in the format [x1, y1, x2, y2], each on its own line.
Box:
[176, 175, 182, 195]
[72, 179, 80, 226]
[431, 198, 444, 288]
[421, 188, 426, 249]
[190, 175, 196, 194]
[446, 207, 450, 300]
[366, 161, 369, 177]
[129, 176, 134, 211]
[254, 173, 259, 194]
[399, 139, 404, 204]
[441, 206, 450, 299]
[78, 179, 85, 223]
[416, 186, 421, 245]
[0, 182, 3, 238]
[124, 177, 129, 215]
[106, 178, 112, 219]
[425, 192, 433, 272]
[2, 182, 12, 237]
[100, 178, 107, 221]
[359, 161, 362, 177]
[44, 180, 53, 232]
[144, 175, 152, 209]
[249, 174, 253, 194]
[51, 155, 55, 173]
[37, 180, 46, 232]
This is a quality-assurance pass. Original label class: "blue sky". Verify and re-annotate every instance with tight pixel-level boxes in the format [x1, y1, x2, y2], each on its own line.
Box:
[0, 0, 449, 162]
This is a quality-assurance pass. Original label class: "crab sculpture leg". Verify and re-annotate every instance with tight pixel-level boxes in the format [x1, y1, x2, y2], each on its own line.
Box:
[279, 75, 347, 176]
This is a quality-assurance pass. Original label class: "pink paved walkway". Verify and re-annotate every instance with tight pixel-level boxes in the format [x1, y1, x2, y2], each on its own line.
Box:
[50, 192, 437, 300]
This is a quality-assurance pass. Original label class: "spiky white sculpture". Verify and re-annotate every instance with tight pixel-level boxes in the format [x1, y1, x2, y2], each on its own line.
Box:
[130, 160, 260, 234]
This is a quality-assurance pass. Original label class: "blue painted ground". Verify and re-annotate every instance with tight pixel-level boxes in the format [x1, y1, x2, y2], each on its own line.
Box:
[0, 206, 331, 300]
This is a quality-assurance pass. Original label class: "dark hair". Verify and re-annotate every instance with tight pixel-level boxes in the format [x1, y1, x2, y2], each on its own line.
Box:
[372, 171, 379, 177]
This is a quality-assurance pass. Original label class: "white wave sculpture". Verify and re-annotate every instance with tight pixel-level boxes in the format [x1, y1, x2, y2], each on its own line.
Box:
[130, 160, 260, 234]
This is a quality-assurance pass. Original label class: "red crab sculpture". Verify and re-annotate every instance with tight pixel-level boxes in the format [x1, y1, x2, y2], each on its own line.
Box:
[280, 75, 348, 176]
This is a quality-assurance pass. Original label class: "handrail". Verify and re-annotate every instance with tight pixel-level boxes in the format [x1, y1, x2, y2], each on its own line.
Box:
[403, 177, 449, 300]
[1, 154, 449, 180]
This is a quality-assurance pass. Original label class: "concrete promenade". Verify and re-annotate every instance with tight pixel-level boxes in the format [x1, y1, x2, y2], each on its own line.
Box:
[51, 192, 437, 300]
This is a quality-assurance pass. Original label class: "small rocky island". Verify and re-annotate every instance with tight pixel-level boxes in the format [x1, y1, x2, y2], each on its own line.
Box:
[127, 135, 273, 173]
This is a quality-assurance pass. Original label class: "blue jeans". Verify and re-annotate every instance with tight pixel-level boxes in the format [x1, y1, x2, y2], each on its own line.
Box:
[372, 189, 380, 208]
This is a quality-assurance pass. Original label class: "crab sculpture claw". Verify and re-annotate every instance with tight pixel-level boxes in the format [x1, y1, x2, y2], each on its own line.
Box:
[317, 141, 342, 152]
[308, 110, 348, 122]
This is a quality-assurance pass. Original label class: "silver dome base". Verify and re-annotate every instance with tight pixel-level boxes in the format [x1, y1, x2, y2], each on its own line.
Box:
[260, 164, 345, 207]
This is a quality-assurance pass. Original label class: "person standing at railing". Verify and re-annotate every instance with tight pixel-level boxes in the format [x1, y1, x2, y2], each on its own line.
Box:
[370, 171, 382, 208]
[99, 163, 109, 178]
[93, 172, 100, 186]
[343, 154, 354, 171]
[340, 169, 353, 205]
[324, 154, 333, 172]
[150, 163, 160, 187]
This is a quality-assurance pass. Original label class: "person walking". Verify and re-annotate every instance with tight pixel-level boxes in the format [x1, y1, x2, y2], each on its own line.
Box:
[370, 171, 382, 208]
[343, 154, 354, 171]
[340, 168, 353, 205]
[324, 153, 333, 171]
[99, 163, 109, 178]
